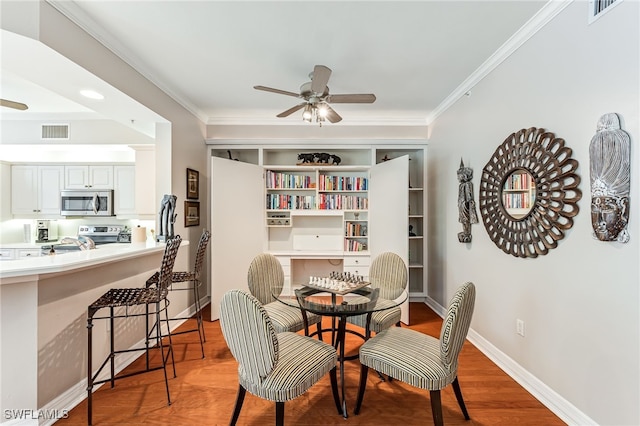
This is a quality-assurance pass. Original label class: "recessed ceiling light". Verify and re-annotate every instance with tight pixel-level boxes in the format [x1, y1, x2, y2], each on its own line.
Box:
[80, 89, 104, 100]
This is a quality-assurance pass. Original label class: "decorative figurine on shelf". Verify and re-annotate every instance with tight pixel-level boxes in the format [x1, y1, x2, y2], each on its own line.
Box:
[314, 152, 331, 163]
[227, 150, 239, 161]
[157, 194, 177, 242]
[457, 159, 479, 243]
[589, 113, 630, 243]
[330, 154, 342, 165]
[409, 225, 417, 236]
[297, 153, 315, 164]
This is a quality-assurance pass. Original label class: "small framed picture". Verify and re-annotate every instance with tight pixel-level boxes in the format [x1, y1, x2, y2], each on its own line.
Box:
[184, 200, 200, 227]
[186, 168, 199, 199]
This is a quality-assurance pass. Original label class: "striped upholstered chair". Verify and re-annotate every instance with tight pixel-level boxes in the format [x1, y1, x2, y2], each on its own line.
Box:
[355, 282, 476, 426]
[219, 289, 342, 425]
[248, 253, 323, 338]
[347, 252, 408, 338]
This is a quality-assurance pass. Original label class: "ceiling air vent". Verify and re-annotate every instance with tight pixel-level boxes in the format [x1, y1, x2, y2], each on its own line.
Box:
[41, 124, 69, 140]
[589, 0, 621, 24]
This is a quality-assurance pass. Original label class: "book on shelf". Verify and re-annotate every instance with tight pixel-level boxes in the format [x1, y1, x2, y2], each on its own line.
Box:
[266, 170, 313, 189]
[345, 222, 366, 237]
[319, 175, 368, 191]
[344, 239, 367, 252]
[318, 194, 368, 210]
[266, 194, 315, 210]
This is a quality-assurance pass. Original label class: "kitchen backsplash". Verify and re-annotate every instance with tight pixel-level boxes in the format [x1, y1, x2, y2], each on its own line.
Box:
[0, 218, 155, 244]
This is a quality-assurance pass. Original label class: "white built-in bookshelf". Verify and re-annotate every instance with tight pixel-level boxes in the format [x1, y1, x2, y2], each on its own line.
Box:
[207, 143, 427, 324]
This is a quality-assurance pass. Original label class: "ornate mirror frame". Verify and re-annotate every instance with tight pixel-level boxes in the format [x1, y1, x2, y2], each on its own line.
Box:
[479, 127, 582, 258]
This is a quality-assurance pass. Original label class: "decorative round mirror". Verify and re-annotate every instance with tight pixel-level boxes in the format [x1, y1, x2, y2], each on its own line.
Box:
[479, 127, 582, 258]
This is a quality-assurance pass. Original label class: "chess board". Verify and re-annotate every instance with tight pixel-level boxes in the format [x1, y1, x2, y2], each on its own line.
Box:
[305, 276, 370, 295]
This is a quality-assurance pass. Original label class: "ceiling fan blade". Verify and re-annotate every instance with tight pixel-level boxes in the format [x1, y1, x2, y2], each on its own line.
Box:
[254, 85, 301, 98]
[276, 102, 307, 118]
[325, 104, 342, 123]
[326, 94, 376, 104]
[310, 65, 332, 94]
[0, 99, 28, 110]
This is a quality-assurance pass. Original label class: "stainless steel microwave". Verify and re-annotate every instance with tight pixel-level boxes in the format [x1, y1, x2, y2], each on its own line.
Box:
[60, 190, 115, 216]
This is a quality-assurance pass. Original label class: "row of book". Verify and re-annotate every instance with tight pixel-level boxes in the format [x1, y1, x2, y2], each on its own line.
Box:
[318, 194, 368, 210]
[502, 192, 533, 209]
[266, 194, 315, 210]
[265, 171, 314, 189]
[318, 175, 368, 191]
[503, 172, 533, 190]
[345, 239, 367, 252]
[266, 194, 370, 210]
[345, 222, 367, 237]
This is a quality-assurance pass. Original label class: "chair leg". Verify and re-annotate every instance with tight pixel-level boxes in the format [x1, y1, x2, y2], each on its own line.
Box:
[316, 322, 323, 341]
[451, 377, 470, 420]
[275, 401, 285, 426]
[109, 307, 115, 388]
[87, 317, 94, 426]
[430, 390, 444, 426]
[329, 367, 342, 415]
[162, 301, 177, 378]
[354, 364, 369, 415]
[156, 306, 172, 406]
[192, 279, 206, 358]
[229, 385, 246, 426]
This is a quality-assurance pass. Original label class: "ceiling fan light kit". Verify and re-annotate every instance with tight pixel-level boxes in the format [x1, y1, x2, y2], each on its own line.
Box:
[254, 65, 376, 126]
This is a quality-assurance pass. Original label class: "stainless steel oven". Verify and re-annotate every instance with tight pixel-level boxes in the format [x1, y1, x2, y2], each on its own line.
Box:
[60, 190, 114, 216]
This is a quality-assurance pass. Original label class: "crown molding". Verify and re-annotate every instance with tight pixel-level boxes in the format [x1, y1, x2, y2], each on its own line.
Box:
[206, 115, 429, 127]
[46, 0, 209, 124]
[426, 0, 573, 125]
[48, 0, 572, 128]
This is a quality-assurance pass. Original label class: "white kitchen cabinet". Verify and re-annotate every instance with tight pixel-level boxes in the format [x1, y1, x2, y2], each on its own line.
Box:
[208, 145, 415, 324]
[64, 165, 113, 189]
[113, 165, 136, 216]
[16, 249, 41, 259]
[11, 165, 64, 217]
[0, 248, 15, 261]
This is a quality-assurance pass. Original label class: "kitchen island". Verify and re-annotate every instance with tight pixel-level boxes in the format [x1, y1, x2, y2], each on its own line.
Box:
[0, 241, 190, 425]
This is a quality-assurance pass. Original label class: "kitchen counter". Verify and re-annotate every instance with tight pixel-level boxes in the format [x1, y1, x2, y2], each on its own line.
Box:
[0, 242, 51, 249]
[0, 240, 190, 424]
[0, 242, 166, 279]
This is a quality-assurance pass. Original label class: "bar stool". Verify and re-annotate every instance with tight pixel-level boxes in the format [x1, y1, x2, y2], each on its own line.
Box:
[146, 229, 211, 358]
[86, 236, 182, 426]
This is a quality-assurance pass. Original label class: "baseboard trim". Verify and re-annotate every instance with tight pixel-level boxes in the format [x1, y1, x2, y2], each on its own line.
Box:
[38, 298, 210, 426]
[424, 298, 595, 426]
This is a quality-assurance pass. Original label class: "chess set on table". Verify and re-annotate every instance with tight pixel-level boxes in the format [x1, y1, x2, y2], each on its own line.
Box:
[305, 271, 370, 295]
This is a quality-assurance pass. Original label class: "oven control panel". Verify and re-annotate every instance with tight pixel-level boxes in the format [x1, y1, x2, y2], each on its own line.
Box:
[78, 225, 124, 236]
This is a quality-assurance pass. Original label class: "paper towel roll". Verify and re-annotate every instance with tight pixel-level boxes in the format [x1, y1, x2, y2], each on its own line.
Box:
[132, 226, 147, 243]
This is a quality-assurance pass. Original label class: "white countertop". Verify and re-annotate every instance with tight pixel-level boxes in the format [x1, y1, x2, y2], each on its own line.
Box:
[0, 241, 189, 280]
[0, 242, 53, 249]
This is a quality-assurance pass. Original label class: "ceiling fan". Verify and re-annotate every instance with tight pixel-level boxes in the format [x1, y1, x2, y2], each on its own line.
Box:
[0, 99, 28, 110]
[254, 65, 375, 124]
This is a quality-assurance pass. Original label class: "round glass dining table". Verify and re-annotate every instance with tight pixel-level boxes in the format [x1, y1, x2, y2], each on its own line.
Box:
[274, 284, 408, 418]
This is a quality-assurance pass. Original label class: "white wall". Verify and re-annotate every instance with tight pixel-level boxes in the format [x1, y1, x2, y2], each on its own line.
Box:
[427, 2, 639, 425]
[1, 1, 209, 281]
[1, 1, 210, 412]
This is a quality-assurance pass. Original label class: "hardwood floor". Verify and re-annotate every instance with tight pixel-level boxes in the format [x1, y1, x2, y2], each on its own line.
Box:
[60, 302, 565, 425]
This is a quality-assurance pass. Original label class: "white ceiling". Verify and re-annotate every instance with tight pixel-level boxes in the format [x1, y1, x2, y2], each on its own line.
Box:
[2, 1, 548, 127]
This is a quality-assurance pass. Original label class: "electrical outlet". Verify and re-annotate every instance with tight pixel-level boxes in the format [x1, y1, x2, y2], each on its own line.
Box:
[516, 319, 525, 337]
